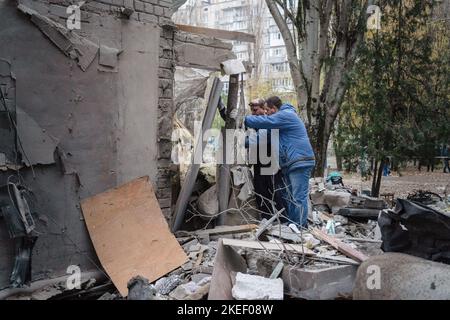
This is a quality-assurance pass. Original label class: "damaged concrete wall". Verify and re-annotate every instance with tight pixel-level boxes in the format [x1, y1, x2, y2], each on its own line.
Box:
[0, 0, 176, 288]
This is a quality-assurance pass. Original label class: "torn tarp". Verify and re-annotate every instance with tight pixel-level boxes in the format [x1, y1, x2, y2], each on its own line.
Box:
[379, 198, 450, 263]
[0, 183, 38, 287]
[0, 59, 17, 165]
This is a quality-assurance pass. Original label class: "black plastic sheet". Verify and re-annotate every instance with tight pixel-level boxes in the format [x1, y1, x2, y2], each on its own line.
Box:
[379, 198, 450, 263]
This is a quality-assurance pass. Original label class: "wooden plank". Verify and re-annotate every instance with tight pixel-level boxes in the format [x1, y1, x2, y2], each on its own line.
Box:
[319, 212, 333, 221]
[193, 224, 258, 237]
[221, 238, 315, 255]
[208, 239, 247, 300]
[176, 24, 256, 43]
[311, 228, 369, 263]
[81, 176, 188, 296]
[216, 73, 239, 225]
[344, 237, 382, 243]
[313, 255, 359, 266]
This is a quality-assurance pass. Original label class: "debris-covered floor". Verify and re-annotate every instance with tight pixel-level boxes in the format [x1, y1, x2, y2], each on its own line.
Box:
[3, 171, 448, 300]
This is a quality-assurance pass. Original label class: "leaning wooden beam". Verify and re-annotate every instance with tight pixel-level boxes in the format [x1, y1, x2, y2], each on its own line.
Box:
[176, 24, 256, 43]
[344, 237, 382, 243]
[216, 73, 240, 225]
[254, 208, 284, 240]
[193, 224, 258, 237]
[221, 238, 315, 255]
[172, 78, 224, 231]
[311, 228, 369, 263]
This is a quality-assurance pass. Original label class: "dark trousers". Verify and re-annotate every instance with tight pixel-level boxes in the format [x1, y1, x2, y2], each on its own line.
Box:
[253, 169, 285, 219]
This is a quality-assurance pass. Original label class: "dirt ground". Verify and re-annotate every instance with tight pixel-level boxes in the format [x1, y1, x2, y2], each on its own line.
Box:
[342, 169, 450, 199]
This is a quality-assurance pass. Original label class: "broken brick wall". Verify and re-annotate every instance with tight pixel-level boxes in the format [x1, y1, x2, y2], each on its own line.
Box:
[0, 0, 175, 288]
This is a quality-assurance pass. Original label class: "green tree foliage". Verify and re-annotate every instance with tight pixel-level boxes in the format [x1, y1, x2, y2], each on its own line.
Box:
[336, 0, 449, 195]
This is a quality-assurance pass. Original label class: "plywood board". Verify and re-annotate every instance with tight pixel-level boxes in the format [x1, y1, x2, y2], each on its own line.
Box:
[193, 224, 258, 237]
[81, 176, 188, 296]
[311, 228, 369, 263]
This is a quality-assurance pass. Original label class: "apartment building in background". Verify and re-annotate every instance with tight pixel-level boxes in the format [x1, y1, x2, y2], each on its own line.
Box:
[173, 0, 294, 93]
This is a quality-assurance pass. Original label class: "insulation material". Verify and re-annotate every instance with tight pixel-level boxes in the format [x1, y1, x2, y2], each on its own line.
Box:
[172, 119, 193, 184]
[174, 67, 210, 134]
[81, 176, 188, 296]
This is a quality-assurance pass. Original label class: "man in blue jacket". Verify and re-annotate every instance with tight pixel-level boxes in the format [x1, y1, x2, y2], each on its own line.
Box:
[244, 96, 315, 227]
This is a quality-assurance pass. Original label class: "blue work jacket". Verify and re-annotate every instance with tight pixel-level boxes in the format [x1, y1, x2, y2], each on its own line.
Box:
[244, 104, 315, 171]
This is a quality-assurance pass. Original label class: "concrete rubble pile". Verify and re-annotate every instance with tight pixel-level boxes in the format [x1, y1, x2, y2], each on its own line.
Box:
[115, 174, 388, 301]
[4, 173, 450, 300]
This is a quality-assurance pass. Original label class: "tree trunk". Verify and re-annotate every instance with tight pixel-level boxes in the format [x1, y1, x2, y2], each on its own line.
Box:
[334, 139, 343, 171]
[266, 0, 369, 178]
[371, 158, 384, 197]
[374, 160, 384, 197]
[371, 160, 378, 195]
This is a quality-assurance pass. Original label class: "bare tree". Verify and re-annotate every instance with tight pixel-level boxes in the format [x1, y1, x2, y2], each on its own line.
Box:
[265, 0, 370, 176]
[245, 0, 266, 99]
[247, 0, 266, 78]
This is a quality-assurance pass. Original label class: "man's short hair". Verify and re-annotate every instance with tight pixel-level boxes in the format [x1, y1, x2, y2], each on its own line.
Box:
[266, 96, 282, 109]
[249, 98, 265, 107]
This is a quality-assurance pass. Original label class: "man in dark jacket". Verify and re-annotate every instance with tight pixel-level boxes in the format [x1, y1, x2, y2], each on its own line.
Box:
[244, 96, 315, 227]
[247, 99, 284, 218]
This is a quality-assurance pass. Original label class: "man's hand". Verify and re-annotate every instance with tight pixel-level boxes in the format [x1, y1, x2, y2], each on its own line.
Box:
[217, 97, 226, 121]
[229, 108, 238, 119]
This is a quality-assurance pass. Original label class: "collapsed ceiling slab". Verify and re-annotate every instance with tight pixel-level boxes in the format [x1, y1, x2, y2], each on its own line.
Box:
[174, 31, 236, 71]
[176, 24, 256, 43]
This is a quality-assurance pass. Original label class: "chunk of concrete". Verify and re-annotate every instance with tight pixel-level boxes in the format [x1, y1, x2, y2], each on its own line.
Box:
[354, 253, 450, 300]
[310, 190, 351, 213]
[282, 265, 357, 300]
[220, 59, 246, 75]
[127, 276, 156, 300]
[169, 277, 211, 300]
[231, 273, 283, 300]
[154, 275, 181, 295]
[197, 184, 219, 218]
